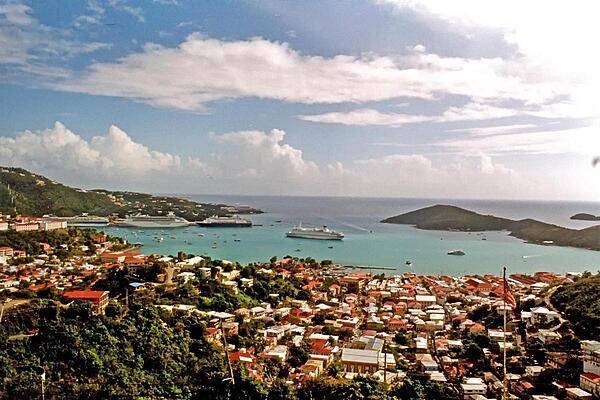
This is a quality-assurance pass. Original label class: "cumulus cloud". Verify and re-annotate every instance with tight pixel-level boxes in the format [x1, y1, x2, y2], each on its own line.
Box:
[51, 34, 564, 111]
[0, 122, 192, 186]
[211, 129, 319, 180]
[0, 122, 538, 198]
[299, 102, 518, 126]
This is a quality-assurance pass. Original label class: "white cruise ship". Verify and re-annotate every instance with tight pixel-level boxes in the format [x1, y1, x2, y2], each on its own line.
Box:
[65, 215, 109, 227]
[286, 224, 344, 240]
[198, 215, 252, 227]
[115, 212, 190, 228]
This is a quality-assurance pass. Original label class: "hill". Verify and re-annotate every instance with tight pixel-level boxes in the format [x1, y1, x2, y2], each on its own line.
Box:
[551, 273, 600, 340]
[570, 213, 600, 221]
[0, 167, 260, 220]
[382, 204, 600, 251]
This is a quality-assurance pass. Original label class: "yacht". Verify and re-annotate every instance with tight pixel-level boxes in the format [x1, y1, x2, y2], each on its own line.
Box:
[285, 224, 344, 240]
[197, 215, 252, 227]
[115, 212, 190, 228]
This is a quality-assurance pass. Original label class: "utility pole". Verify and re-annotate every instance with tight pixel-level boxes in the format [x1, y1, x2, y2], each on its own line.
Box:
[221, 319, 235, 385]
[0, 298, 12, 323]
[40, 368, 46, 400]
[502, 266, 508, 400]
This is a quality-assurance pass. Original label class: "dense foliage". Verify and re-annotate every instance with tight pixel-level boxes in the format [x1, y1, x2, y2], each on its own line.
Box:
[0, 227, 119, 259]
[0, 300, 454, 400]
[551, 273, 600, 340]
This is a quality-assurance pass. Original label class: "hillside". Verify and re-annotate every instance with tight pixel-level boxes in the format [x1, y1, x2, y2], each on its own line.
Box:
[0, 167, 260, 220]
[0, 167, 119, 216]
[382, 204, 600, 251]
[551, 273, 600, 340]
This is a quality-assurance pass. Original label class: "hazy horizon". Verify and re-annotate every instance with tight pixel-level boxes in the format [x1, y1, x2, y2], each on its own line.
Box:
[1, 1, 599, 201]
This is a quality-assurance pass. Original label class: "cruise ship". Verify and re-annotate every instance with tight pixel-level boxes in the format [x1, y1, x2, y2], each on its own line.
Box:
[197, 215, 252, 227]
[115, 212, 190, 228]
[286, 224, 344, 240]
[64, 215, 109, 227]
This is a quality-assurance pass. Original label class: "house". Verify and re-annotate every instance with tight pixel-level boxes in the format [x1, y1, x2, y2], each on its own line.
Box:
[580, 373, 600, 398]
[0, 246, 14, 258]
[564, 387, 593, 400]
[0, 221, 8, 231]
[461, 377, 487, 398]
[63, 290, 110, 314]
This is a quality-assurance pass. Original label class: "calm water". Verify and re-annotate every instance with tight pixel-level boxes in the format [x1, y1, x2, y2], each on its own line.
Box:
[103, 196, 600, 276]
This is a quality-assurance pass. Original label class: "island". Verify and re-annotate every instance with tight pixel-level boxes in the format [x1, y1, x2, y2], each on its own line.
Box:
[382, 204, 600, 251]
[570, 213, 600, 221]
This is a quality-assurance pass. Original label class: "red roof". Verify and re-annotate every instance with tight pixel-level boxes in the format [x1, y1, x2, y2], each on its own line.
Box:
[63, 290, 108, 301]
[581, 373, 600, 382]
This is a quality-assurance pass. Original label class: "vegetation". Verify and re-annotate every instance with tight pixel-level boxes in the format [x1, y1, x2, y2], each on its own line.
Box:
[551, 273, 600, 340]
[0, 227, 120, 259]
[382, 204, 600, 251]
[0, 167, 260, 220]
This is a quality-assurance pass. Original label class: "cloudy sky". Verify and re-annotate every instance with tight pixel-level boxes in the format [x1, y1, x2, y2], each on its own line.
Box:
[1, 0, 599, 200]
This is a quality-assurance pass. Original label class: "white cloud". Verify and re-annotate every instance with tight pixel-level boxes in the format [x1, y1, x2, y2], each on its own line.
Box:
[212, 129, 319, 180]
[2, 122, 597, 200]
[438, 122, 600, 156]
[0, 122, 190, 184]
[0, 3, 109, 78]
[379, 0, 600, 119]
[52, 35, 565, 111]
[299, 102, 519, 126]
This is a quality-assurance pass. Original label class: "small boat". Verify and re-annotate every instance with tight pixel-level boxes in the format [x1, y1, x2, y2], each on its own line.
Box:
[295, 248, 301, 252]
[328, 246, 334, 249]
[275, 220, 282, 223]
[405, 260, 412, 265]
[447, 250, 466, 256]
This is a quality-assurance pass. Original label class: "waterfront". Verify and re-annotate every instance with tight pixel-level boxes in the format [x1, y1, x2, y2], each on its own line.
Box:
[103, 196, 600, 275]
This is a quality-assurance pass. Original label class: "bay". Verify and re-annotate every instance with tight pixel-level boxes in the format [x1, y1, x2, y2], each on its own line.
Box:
[102, 195, 600, 276]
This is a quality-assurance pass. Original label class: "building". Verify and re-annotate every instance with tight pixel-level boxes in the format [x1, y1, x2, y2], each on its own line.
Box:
[12, 222, 38, 232]
[580, 373, 600, 398]
[0, 221, 8, 231]
[63, 290, 110, 314]
[38, 219, 68, 231]
[0, 246, 14, 258]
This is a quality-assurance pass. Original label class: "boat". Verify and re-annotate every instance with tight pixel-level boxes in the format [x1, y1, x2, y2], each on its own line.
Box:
[405, 260, 412, 265]
[197, 215, 252, 227]
[114, 212, 190, 228]
[285, 224, 344, 240]
[64, 214, 109, 227]
[447, 250, 466, 256]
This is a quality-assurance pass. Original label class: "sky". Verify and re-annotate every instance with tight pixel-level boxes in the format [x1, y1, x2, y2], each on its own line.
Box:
[0, 0, 599, 200]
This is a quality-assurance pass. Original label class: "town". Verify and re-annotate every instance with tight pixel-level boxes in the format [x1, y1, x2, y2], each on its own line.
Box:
[0, 215, 599, 400]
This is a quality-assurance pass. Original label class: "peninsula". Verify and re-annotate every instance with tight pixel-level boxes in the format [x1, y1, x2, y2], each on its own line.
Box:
[0, 167, 261, 221]
[382, 204, 600, 251]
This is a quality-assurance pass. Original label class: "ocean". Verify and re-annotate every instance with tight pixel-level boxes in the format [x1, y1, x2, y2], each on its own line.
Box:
[103, 195, 600, 276]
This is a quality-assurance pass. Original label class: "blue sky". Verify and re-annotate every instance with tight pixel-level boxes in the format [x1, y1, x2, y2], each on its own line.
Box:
[1, 0, 599, 200]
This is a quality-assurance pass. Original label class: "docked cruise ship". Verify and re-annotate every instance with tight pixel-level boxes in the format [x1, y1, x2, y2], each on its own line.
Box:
[115, 212, 190, 228]
[286, 224, 344, 240]
[197, 215, 252, 227]
[64, 215, 109, 227]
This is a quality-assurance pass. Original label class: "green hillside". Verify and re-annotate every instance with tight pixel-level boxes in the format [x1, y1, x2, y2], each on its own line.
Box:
[551, 273, 600, 340]
[0, 167, 119, 216]
[382, 204, 600, 251]
[0, 167, 261, 220]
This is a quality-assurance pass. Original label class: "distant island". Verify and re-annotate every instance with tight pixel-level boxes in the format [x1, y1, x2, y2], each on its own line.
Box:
[0, 167, 261, 220]
[570, 213, 600, 221]
[382, 204, 600, 251]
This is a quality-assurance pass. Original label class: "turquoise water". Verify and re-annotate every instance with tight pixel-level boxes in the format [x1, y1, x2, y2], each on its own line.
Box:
[102, 196, 600, 276]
